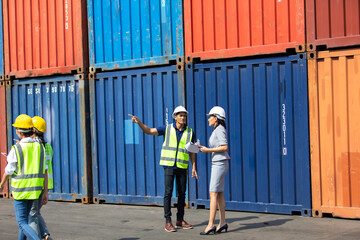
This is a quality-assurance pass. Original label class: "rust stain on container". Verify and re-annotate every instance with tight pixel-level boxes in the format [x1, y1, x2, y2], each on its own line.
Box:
[308, 48, 360, 219]
[184, 0, 305, 61]
[3, 0, 88, 79]
[306, 0, 360, 50]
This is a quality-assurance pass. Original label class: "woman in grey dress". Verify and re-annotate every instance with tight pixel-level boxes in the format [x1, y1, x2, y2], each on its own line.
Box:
[198, 106, 230, 235]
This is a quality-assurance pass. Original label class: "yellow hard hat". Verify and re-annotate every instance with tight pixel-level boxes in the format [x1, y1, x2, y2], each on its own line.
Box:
[32, 116, 47, 132]
[12, 114, 34, 129]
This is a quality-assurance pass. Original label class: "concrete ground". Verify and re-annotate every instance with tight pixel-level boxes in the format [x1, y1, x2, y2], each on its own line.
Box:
[0, 198, 359, 240]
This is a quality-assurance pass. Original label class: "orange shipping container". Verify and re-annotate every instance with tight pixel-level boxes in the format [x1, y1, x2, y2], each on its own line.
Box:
[184, 0, 305, 62]
[3, 0, 88, 79]
[0, 82, 8, 198]
[308, 48, 360, 219]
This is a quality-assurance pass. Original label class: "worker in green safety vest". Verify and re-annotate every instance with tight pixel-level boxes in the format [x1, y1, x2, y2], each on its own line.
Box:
[29, 116, 53, 240]
[129, 106, 198, 233]
[0, 114, 48, 240]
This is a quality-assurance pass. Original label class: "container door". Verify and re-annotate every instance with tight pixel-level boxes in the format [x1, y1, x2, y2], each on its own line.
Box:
[7, 75, 91, 203]
[90, 65, 188, 205]
[187, 53, 311, 216]
[308, 49, 360, 219]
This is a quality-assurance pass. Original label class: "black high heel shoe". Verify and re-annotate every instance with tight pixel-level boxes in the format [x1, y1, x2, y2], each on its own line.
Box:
[200, 226, 216, 235]
[216, 223, 228, 233]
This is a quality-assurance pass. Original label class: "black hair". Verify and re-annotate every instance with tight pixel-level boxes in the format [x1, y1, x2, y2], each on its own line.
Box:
[34, 130, 47, 147]
[23, 131, 34, 138]
[215, 118, 226, 129]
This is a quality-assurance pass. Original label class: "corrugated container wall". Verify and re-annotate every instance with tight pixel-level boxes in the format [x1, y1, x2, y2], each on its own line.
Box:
[87, 0, 184, 72]
[3, 0, 89, 79]
[0, 0, 4, 79]
[0, 82, 8, 198]
[186, 53, 311, 216]
[308, 49, 360, 219]
[0, 0, 7, 198]
[184, 0, 305, 62]
[90, 65, 185, 204]
[306, 0, 360, 51]
[6, 75, 92, 203]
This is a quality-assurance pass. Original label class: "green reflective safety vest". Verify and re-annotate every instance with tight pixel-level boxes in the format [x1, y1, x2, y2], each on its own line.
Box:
[11, 142, 45, 200]
[45, 143, 54, 190]
[159, 124, 193, 169]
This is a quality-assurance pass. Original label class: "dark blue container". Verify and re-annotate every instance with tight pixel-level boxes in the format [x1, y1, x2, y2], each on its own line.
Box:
[186, 53, 311, 216]
[90, 65, 186, 204]
[87, 0, 184, 72]
[6, 74, 92, 203]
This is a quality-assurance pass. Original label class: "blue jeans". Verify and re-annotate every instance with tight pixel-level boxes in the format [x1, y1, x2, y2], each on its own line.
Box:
[19, 193, 49, 239]
[13, 199, 41, 240]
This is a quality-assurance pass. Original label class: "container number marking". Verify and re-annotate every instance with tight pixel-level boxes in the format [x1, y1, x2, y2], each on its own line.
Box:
[65, 0, 69, 30]
[52, 86, 57, 93]
[60, 86, 66, 93]
[35, 87, 41, 95]
[27, 88, 33, 95]
[282, 104, 287, 156]
[68, 84, 75, 92]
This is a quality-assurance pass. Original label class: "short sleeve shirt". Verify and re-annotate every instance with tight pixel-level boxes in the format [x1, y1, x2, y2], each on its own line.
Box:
[208, 125, 230, 162]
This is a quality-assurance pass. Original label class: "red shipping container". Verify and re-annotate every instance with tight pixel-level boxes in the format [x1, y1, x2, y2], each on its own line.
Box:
[0, 82, 8, 198]
[306, 0, 360, 51]
[3, 0, 88, 79]
[184, 0, 305, 62]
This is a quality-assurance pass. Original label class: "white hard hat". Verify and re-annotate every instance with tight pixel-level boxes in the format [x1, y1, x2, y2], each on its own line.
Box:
[173, 106, 188, 117]
[207, 106, 226, 120]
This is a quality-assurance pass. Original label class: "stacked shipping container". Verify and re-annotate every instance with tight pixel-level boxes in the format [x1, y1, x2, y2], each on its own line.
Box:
[86, 0, 188, 206]
[184, 0, 306, 62]
[87, 0, 184, 72]
[2, 0, 89, 79]
[186, 54, 311, 215]
[2, 1, 92, 203]
[184, 0, 312, 216]
[6, 75, 92, 203]
[0, 0, 7, 198]
[0, 82, 8, 198]
[308, 49, 360, 219]
[306, 0, 360, 219]
[90, 66, 185, 204]
[0, 0, 358, 219]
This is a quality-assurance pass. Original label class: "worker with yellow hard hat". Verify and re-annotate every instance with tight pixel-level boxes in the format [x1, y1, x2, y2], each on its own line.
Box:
[30, 116, 53, 240]
[0, 114, 47, 240]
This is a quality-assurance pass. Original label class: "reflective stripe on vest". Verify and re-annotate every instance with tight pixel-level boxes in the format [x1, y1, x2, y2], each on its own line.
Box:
[159, 124, 192, 169]
[45, 143, 54, 190]
[11, 142, 45, 200]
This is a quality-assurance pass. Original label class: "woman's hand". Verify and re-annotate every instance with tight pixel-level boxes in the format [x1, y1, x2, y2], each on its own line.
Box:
[192, 168, 198, 179]
[199, 147, 211, 153]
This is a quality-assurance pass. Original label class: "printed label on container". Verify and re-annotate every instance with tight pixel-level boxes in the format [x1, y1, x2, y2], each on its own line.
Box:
[282, 104, 287, 155]
[125, 120, 139, 144]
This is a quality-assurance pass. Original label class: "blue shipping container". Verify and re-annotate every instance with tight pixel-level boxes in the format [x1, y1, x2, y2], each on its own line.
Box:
[87, 0, 184, 72]
[186, 53, 311, 216]
[6, 75, 92, 203]
[90, 65, 186, 205]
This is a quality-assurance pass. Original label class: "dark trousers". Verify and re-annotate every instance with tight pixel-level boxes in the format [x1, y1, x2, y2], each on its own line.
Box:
[164, 168, 187, 222]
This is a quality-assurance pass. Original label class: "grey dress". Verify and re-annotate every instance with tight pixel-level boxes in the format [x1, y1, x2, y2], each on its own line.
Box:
[208, 125, 230, 192]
